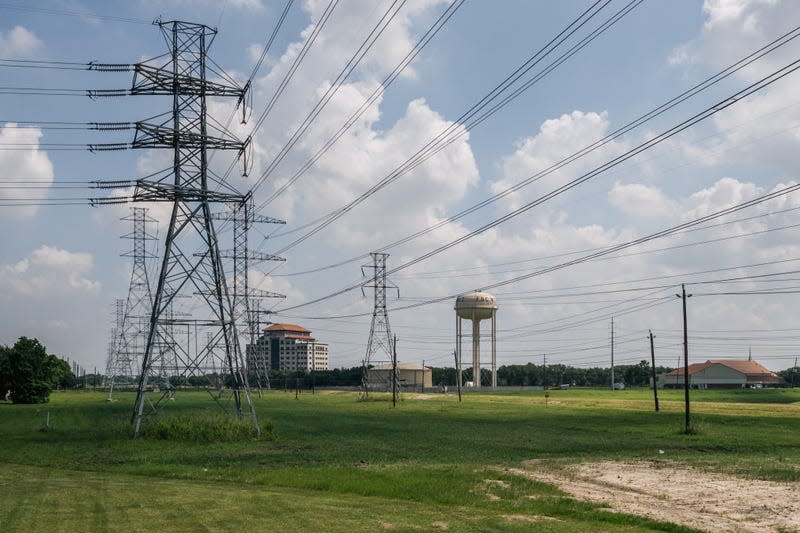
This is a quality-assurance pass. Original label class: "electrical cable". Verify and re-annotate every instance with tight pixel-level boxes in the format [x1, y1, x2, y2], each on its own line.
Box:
[273, 175, 800, 316]
[264, 0, 637, 254]
[0, 2, 150, 24]
[271, 58, 800, 314]
[270, 24, 800, 275]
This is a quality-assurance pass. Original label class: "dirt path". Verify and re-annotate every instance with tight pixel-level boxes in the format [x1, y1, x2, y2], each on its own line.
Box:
[507, 461, 800, 533]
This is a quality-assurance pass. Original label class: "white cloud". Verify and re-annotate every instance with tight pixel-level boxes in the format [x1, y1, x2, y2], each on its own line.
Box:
[702, 0, 778, 31]
[608, 182, 677, 218]
[490, 110, 625, 212]
[670, 0, 793, 79]
[682, 177, 762, 220]
[270, 94, 479, 252]
[665, 1, 800, 182]
[0, 124, 54, 219]
[247, 42, 265, 63]
[0, 245, 104, 360]
[0, 26, 43, 57]
[1, 245, 100, 296]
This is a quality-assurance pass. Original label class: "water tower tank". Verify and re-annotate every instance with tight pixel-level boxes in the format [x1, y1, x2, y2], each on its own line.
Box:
[455, 291, 498, 390]
[455, 291, 497, 320]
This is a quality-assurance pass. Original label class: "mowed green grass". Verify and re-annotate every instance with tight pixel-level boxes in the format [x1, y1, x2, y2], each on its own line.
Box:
[1, 388, 799, 532]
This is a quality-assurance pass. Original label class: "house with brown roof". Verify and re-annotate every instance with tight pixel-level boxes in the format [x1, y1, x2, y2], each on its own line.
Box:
[660, 359, 785, 389]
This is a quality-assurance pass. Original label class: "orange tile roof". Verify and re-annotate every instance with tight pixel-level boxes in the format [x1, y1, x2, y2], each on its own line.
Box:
[265, 323, 311, 334]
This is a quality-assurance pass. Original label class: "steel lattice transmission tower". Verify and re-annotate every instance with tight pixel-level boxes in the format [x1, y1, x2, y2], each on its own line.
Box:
[105, 298, 126, 388]
[107, 208, 156, 400]
[129, 20, 259, 438]
[211, 196, 286, 392]
[361, 252, 399, 397]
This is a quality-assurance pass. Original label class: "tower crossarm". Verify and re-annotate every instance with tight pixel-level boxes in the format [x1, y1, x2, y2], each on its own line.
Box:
[204, 210, 285, 225]
[131, 63, 245, 98]
[250, 214, 286, 224]
[238, 289, 286, 299]
[218, 250, 285, 262]
[132, 121, 248, 151]
[133, 181, 245, 203]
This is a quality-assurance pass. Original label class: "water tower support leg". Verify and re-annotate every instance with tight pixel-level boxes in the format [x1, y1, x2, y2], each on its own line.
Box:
[491, 310, 497, 390]
[473, 316, 480, 390]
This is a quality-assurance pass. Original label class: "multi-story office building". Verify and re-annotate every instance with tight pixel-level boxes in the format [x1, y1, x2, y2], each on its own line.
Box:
[246, 323, 329, 372]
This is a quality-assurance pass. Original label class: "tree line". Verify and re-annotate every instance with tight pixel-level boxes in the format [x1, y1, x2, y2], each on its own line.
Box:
[5, 333, 798, 404]
[251, 361, 672, 389]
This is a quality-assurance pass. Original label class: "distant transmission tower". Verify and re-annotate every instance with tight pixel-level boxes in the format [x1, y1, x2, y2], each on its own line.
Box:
[127, 21, 259, 438]
[104, 298, 125, 389]
[107, 208, 156, 400]
[361, 252, 398, 397]
[211, 196, 286, 393]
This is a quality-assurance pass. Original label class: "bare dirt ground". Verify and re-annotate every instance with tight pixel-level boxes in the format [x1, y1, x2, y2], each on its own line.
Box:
[507, 461, 800, 533]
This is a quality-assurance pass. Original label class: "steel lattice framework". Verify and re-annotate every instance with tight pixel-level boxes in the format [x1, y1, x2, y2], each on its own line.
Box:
[210, 197, 286, 393]
[130, 21, 259, 438]
[361, 252, 399, 397]
[104, 298, 126, 390]
[106, 208, 156, 400]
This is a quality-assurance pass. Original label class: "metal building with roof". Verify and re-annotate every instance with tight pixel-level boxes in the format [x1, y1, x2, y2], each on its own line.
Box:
[366, 362, 432, 391]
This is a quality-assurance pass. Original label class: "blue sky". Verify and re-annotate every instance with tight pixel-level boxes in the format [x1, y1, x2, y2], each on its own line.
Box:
[2, 0, 800, 375]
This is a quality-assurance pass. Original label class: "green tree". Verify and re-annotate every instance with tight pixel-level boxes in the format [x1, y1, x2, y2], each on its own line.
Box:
[5, 337, 53, 403]
[0, 344, 10, 396]
[45, 354, 76, 389]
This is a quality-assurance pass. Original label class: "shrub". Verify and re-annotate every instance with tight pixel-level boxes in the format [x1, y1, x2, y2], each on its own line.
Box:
[139, 412, 275, 442]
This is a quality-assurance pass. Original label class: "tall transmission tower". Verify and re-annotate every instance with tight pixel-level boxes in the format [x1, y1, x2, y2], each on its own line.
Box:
[361, 252, 399, 397]
[128, 21, 259, 438]
[211, 196, 286, 392]
[107, 208, 156, 400]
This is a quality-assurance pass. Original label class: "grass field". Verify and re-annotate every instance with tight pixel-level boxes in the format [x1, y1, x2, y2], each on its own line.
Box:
[1, 387, 799, 531]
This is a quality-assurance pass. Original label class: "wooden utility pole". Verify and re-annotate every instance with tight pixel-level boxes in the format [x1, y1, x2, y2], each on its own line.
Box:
[610, 317, 615, 391]
[391, 336, 398, 407]
[649, 330, 659, 412]
[543, 354, 548, 407]
[453, 350, 461, 403]
[678, 284, 692, 433]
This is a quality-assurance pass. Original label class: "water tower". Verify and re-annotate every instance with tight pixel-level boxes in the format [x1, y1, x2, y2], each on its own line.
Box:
[455, 291, 498, 389]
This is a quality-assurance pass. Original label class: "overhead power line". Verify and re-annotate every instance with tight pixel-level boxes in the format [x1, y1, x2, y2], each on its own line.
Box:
[265, 0, 637, 254]
[208, 0, 463, 240]
[0, 3, 151, 24]
[243, 0, 413, 199]
[273, 173, 800, 316]
[272, 23, 800, 276]
[384, 57, 800, 276]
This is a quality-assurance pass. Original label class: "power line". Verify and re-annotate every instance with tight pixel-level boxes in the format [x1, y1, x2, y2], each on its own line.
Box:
[0, 3, 151, 24]
[273, 172, 800, 316]
[244, 0, 412, 200]
[269, 22, 800, 274]
[267, 0, 640, 255]
[384, 58, 800, 277]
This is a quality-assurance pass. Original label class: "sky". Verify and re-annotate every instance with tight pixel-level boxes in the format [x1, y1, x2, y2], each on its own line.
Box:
[2, 0, 800, 375]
